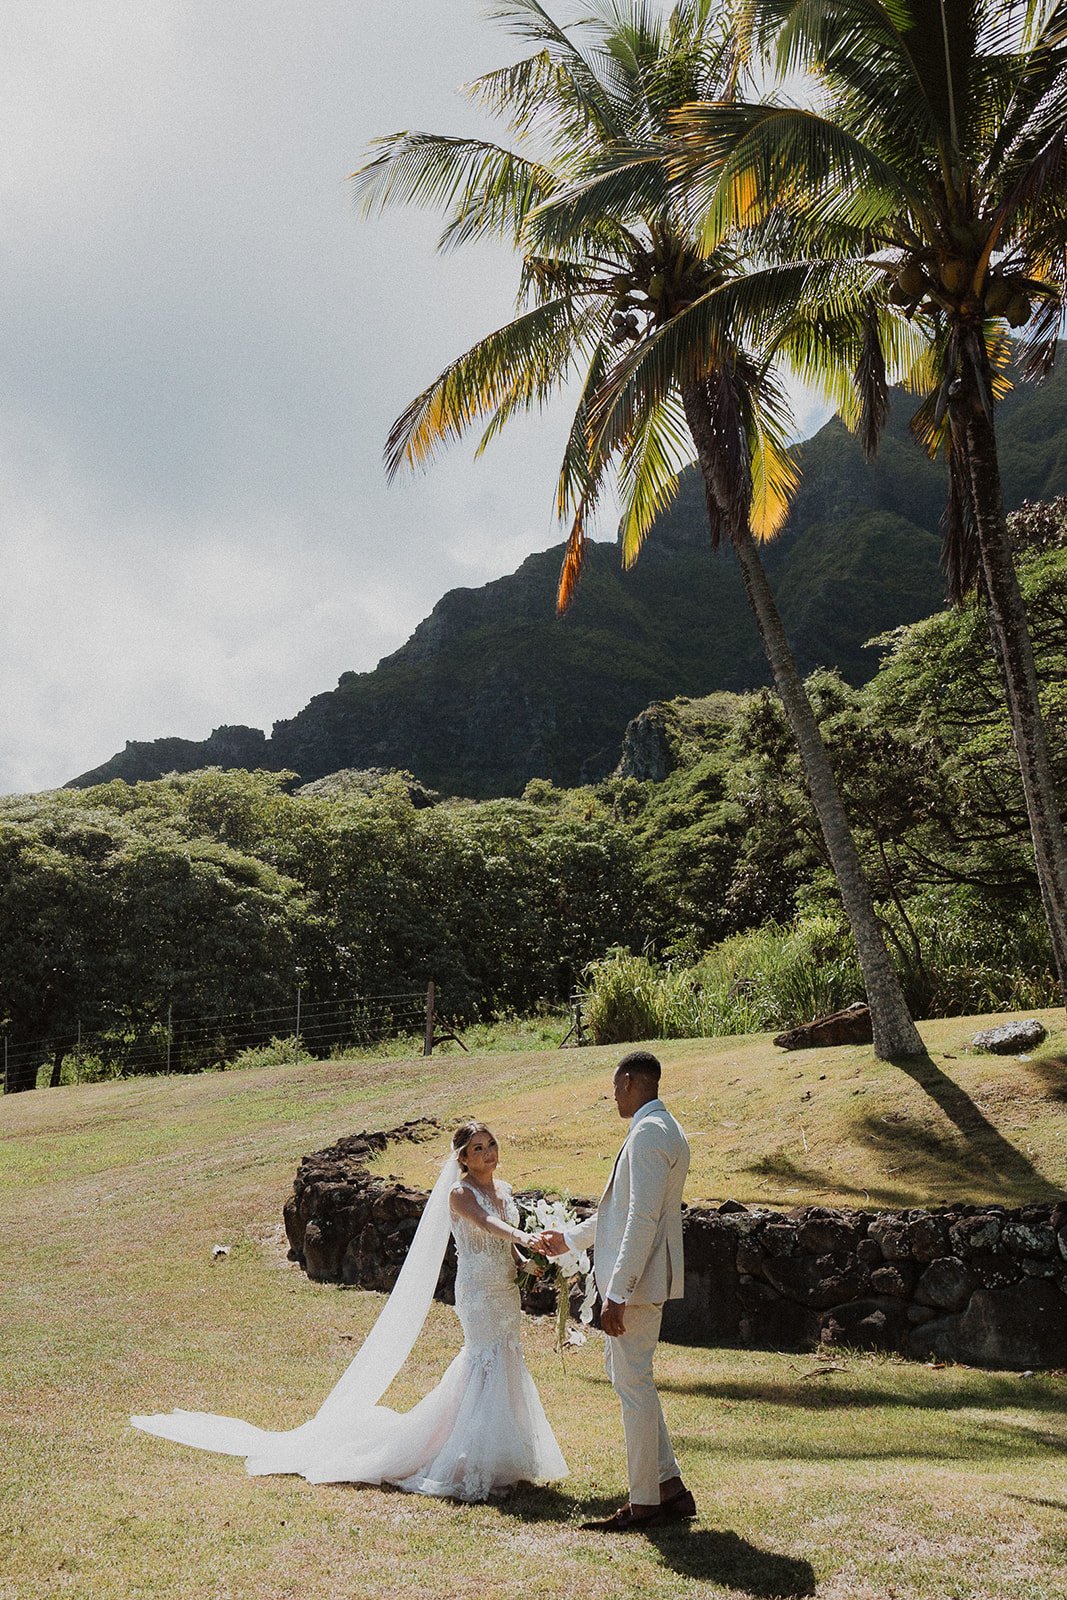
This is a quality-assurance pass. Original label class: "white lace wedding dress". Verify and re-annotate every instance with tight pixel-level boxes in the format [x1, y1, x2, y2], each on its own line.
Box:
[131, 1164, 567, 1503]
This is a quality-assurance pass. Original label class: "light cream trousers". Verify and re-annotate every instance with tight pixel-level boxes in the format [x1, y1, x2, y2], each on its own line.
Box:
[603, 1301, 680, 1505]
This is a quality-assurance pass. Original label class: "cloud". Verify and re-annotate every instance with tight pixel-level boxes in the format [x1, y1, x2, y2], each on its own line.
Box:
[0, 0, 825, 794]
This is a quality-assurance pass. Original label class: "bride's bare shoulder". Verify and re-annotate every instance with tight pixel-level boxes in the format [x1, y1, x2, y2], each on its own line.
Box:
[450, 1180, 478, 1212]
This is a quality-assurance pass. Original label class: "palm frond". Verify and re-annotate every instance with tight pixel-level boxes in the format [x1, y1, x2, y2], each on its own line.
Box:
[477, 302, 612, 459]
[555, 340, 611, 527]
[746, 378, 801, 540]
[772, 0, 948, 149]
[557, 501, 591, 612]
[524, 148, 669, 252]
[994, 123, 1067, 248]
[384, 296, 585, 480]
[668, 102, 927, 249]
[351, 132, 553, 247]
[586, 259, 849, 470]
[480, 0, 626, 138]
[616, 392, 693, 565]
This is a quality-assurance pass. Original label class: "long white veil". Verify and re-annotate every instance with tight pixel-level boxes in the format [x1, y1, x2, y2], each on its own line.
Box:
[131, 1153, 461, 1477]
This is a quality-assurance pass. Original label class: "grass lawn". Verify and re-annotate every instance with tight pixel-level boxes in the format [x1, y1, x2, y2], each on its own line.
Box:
[3, 1011, 1066, 1600]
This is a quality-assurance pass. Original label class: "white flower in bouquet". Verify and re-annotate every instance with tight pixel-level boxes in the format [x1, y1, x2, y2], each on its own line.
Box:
[519, 1195, 598, 1354]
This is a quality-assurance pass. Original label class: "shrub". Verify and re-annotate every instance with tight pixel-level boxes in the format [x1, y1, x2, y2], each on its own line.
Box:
[226, 1036, 315, 1071]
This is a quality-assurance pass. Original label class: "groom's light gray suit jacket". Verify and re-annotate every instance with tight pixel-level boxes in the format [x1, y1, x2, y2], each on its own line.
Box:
[566, 1099, 689, 1306]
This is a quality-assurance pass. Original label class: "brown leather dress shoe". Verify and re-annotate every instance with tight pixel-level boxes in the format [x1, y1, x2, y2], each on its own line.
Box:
[580, 1504, 658, 1533]
[657, 1486, 697, 1522]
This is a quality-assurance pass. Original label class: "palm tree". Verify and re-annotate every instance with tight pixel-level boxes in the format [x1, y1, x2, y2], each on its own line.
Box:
[671, 0, 1067, 1004]
[354, 0, 925, 1057]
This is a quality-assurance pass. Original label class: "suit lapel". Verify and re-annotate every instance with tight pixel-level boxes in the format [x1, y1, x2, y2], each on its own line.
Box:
[601, 1128, 632, 1201]
[600, 1101, 667, 1203]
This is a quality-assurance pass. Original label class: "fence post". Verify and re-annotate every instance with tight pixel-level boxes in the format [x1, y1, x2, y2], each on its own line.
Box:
[293, 972, 304, 1062]
[76, 1019, 82, 1081]
[165, 1004, 173, 1075]
[560, 990, 590, 1048]
[3, 1035, 7, 1095]
[423, 981, 435, 1057]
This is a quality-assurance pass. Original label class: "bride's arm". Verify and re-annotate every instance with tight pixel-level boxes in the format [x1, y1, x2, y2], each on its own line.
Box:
[449, 1184, 526, 1248]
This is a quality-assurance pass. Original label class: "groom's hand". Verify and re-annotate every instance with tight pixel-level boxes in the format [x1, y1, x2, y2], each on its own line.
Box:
[600, 1299, 626, 1337]
[535, 1229, 568, 1257]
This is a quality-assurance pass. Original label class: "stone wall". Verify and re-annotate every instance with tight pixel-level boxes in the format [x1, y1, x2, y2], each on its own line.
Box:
[284, 1125, 1067, 1370]
[668, 1199, 1067, 1368]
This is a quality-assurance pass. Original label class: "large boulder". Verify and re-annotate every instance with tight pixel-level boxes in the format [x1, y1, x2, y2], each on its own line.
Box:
[909, 1280, 1067, 1368]
[820, 1297, 911, 1352]
[774, 1002, 872, 1051]
[915, 1256, 975, 1312]
[971, 1019, 1048, 1054]
[762, 1252, 869, 1309]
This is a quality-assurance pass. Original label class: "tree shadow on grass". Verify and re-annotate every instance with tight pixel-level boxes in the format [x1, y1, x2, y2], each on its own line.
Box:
[658, 1373, 1067, 1416]
[644, 1526, 815, 1597]
[1006, 1493, 1067, 1512]
[740, 1151, 917, 1208]
[746, 1051, 1060, 1206]
[882, 1050, 1057, 1200]
[498, 1490, 815, 1598]
[673, 1423, 1063, 1465]
[1026, 1053, 1067, 1103]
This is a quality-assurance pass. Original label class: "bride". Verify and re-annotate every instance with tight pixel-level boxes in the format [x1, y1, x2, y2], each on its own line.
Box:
[131, 1121, 568, 1502]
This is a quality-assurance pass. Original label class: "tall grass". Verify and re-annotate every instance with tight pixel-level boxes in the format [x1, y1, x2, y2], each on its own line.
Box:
[891, 896, 1060, 1018]
[583, 906, 1059, 1045]
[584, 918, 861, 1044]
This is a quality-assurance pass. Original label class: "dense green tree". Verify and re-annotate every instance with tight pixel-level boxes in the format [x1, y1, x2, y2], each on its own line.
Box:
[678, 503, 1067, 1010]
[0, 788, 310, 1088]
[0, 770, 645, 1080]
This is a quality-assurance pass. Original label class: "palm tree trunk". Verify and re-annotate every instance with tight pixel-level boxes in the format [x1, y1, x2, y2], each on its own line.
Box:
[683, 384, 925, 1060]
[960, 398, 1067, 1010]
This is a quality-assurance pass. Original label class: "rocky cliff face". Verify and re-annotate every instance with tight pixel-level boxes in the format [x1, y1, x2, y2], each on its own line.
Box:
[69, 361, 1067, 798]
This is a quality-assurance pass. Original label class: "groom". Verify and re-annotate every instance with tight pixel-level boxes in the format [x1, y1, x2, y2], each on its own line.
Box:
[536, 1049, 694, 1532]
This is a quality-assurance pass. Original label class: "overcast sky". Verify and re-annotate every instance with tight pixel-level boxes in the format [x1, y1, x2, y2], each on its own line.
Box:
[1, 1, 826, 795]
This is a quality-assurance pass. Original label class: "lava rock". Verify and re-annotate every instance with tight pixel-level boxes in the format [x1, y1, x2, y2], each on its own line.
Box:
[912, 1280, 1067, 1368]
[763, 1253, 868, 1309]
[869, 1220, 912, 1261]
[950, 1213, 1003, 1254]
[820, 1297, 909, 1352]
[907, 1215, 949, 1263]
[870, 1263, 915, 1299]
[915, 1256, 976, 1311]
[971, 1019, 1047, 1054]
[1002, 1221, 1056, 1257]
[796, 1214, 860, 1257]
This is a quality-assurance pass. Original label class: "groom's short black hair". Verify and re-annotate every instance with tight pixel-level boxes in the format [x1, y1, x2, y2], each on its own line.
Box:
[616, 1050, 661, 1086]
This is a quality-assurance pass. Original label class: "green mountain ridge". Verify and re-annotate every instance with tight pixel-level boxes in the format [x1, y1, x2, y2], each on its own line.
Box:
[69, 357, 1067, 798]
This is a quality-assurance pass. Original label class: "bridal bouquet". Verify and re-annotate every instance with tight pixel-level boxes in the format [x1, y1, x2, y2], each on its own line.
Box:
[518, 1195, 598, 1354]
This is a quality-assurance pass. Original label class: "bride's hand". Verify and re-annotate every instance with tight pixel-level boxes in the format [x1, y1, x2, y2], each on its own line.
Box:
[533, 1228, 568, 1257]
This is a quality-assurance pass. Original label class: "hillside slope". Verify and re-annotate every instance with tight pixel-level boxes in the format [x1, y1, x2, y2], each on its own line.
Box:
[70, 357, 1067, 797]
[4, 1020, 1066, 1600]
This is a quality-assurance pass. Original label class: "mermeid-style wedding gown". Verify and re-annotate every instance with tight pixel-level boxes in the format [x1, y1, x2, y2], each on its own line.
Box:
[131, 1157, 567, 1502]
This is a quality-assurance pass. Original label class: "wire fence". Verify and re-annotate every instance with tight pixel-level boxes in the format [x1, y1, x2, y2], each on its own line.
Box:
[2, 984, 441, 1094]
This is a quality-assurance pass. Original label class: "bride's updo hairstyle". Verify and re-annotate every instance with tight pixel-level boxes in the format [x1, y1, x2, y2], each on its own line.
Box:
[452, 1120, 493, 1173]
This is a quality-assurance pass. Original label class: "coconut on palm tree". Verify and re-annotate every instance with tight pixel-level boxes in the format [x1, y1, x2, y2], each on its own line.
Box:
[671, 0, 1067, 1004]
[354, 0, 925, 1058]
